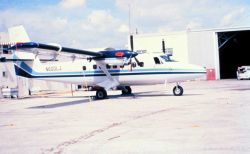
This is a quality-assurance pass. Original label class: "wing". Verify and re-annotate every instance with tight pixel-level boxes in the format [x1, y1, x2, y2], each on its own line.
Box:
[8, 42, 139, 59]
[8, 42, 103, 57]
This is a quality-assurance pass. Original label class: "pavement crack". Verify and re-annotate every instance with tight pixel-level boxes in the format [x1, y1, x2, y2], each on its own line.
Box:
[42, 108, 172, 154]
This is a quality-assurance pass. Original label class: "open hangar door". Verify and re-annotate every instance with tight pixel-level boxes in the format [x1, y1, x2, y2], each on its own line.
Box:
[218, 30, 250, 79]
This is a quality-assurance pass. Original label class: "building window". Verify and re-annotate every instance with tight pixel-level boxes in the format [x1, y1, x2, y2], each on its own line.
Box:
[2, 71, 6, 77]
[2, 45, 11, 54]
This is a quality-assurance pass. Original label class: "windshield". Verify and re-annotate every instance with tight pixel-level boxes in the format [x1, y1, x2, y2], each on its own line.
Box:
[160, 55, 176, 62]
[238, 67, 246, 73]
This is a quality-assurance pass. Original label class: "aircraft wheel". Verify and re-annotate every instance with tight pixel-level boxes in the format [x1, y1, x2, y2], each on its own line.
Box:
[96, 89, 107, 99]
[122, 86, 132, 95]
[173, 85, 184, 96]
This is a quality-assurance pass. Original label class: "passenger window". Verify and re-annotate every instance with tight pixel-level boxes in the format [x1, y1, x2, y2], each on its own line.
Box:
[120, 65, 124, 68]
[82, 66, 86, 70]
[113, 65, 117, 69]
[154, 57, 161, 64]
[93, 65, 97, 69]
[106, 64, 111, 69]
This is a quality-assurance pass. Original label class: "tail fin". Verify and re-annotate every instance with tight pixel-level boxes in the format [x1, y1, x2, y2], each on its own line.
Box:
[8, 25, 31, 43]
[7, 26, 40, 78]
[13, 52, 41, 78]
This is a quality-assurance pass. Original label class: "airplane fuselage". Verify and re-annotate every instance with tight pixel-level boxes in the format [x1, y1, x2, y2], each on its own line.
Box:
[14, 53, 206, 87]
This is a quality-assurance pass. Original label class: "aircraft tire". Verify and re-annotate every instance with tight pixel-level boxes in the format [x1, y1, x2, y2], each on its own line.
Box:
[96, 89, 107, 99]
[173, 86, 183, 96]
[122, 86, 132, 95]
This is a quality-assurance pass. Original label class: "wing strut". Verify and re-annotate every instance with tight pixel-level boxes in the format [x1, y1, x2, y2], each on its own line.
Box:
[95, 61, 119, 90]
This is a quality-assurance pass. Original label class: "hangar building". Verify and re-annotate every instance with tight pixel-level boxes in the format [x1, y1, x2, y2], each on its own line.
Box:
[132, 27, 250, 79]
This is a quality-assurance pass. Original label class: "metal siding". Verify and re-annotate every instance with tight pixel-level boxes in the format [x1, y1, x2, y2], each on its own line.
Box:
[133, 32, 189, 63]
[187, 31, 216, 68]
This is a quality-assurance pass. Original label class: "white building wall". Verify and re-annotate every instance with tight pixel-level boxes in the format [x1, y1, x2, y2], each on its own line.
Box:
[0, 62, 17, 88]
[133, 30, 221, 79]
[187, 30, 220, 79]
[187, 30, 217, 68]
[133, 32, 189, 63]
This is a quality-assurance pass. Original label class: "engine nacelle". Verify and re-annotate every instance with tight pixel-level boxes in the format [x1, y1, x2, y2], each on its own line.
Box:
[97, 57, 129, 66]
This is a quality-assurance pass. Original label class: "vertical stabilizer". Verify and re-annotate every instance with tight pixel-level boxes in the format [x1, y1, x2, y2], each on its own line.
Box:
[8, 25, 31, 42]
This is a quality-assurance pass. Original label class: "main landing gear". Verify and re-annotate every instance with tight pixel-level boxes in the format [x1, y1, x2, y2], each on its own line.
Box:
[173, 83, 184, 96]
[95, 86, 133, 99]
[121, 86, 132, 95]
[95, 88, 107, 99]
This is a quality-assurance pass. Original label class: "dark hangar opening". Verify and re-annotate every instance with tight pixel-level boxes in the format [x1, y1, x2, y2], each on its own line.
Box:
[218, 30, 250, 79]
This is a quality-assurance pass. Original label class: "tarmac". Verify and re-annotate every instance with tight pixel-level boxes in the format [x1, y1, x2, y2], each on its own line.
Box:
[1, 79, 250, 154]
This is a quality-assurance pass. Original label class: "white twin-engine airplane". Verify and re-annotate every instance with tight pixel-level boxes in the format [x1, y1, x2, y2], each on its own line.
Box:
[2, 28, 206, 99]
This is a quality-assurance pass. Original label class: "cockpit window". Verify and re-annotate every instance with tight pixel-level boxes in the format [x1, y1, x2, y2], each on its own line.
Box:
[160, 55, 176, 62]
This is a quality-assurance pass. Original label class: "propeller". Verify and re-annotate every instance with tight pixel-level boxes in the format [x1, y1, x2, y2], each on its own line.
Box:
[129, 35, 143, 67]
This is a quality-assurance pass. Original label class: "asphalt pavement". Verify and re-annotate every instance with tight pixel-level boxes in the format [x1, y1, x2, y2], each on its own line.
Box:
[1, 80, 250, 154]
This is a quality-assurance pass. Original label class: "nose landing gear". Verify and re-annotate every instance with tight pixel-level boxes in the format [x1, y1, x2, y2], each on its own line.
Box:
[173, 83, 184, 96]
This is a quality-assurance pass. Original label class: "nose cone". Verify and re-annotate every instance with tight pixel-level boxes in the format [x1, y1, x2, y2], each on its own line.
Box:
[132, 52, 138, 57]
[125, 50, 138, 58]
[189, 64, 206, 73]
[195, 65, 206, 72]
[179, 63, 207, 80]
[188, 64, 207, 80]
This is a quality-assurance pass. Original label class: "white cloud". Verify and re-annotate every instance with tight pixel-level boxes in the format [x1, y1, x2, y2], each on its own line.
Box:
[118, 24, 129, 33]
[59, 0, 85, 9]
[1, 0, 250, 49]
[220, 7, 246, 27]
[116, 0, 250, 32]
[0, 7, 129, 48]
[87, 10, 115, 26]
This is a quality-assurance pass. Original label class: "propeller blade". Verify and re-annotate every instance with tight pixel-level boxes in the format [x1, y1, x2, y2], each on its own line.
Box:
[130, 35, 134, 51]
[134, 57, 144, 67]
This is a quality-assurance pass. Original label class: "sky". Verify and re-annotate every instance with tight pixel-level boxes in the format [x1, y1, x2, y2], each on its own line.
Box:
[0, 0, 250, 49]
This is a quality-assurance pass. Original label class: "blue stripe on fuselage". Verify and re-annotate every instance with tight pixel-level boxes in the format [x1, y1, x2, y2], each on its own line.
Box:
[14, 63, 206, 78]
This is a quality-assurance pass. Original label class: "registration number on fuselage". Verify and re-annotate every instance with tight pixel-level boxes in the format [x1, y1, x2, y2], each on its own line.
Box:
[45, 66, 62, 71]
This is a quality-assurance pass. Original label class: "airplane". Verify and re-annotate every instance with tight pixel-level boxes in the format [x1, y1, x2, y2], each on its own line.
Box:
[0, 26, 207, 99]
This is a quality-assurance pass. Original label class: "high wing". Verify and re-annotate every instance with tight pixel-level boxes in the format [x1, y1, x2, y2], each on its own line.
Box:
[8, 42, 138, 60]
[5, 41, 141, 91]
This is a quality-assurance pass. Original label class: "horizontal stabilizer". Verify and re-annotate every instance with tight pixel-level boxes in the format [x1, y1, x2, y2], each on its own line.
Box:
[0, 57, 34, 62]
[0, 57, 55, 62]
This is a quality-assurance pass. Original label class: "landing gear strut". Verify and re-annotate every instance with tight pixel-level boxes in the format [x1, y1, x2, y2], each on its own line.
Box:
[96, 89, 107, 99]
[173, 83, 184, 96]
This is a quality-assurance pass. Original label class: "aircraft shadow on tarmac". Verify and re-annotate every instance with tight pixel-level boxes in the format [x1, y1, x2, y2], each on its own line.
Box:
[28, 91, 202, 109]
[109, 91, 202, 98]
[28, 99, 90, 109]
